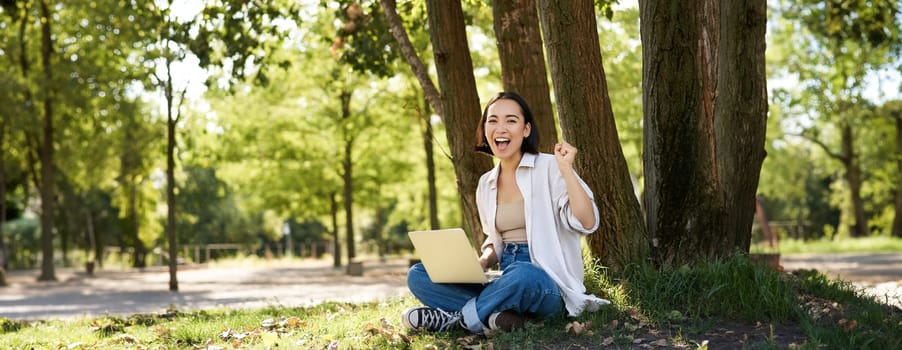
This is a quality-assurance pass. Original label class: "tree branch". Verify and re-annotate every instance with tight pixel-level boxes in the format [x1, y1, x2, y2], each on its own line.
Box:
[380, 0, 444, 118]
[785, 131, 847, 162]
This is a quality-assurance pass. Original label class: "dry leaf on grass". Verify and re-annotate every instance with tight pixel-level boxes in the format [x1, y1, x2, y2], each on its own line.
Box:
[651, 338, 669, 347]
[564, 320, 593, 335]
[838, 318, 858, 331]
[363, 318, 410, 343]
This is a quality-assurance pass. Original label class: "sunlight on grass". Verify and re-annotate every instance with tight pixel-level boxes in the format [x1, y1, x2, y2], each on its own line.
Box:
[1, 254, 900, 349]
[776, 236, 902, 255]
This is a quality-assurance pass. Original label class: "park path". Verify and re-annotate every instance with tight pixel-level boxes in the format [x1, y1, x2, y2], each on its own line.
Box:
[0, 259, 411, 321]
[781, 252, 902, 308]
[1, 253, 899, 321]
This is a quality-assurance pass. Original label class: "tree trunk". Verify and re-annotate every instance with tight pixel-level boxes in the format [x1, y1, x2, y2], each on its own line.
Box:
[0, 107, 7, 274]
[425, 0, 494, 244]
[165, 57, 179, 291]
[423, 97, 440, 229]
[130, 181, 146, 267]
[493, 0, 558, 153]
[537, 0, 648, 271]
[37, 0, 57, 282]
[713, 0, 769, 251]
[640, 0, 767, 266]
[339, 91, 356, 263]
[85, 210, 96, 274]
[894, 113, 902, 238]
[331, 192, 341, 267]
[841, 124, 868, 237]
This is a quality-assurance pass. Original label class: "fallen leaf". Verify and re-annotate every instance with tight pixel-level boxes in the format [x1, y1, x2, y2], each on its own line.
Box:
[608, 319, 619, 329]
[651, 338, 668, 347]
[841, 319, 858, 331]
[630, 308, 642, 321]
[328, 340, 340, 350]
[114, 334, 138, 344]
[564, 321, 592, 335]
[602, 337, 615, 346]
[633, 338, 644, 344]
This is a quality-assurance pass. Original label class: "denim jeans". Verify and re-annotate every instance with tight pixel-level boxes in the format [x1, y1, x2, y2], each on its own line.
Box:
[407, 243, 564, 333]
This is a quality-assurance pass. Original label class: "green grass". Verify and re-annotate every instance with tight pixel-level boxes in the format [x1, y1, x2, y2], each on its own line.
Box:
[763, 236, 902, 255]
[2, 254, 900, 349]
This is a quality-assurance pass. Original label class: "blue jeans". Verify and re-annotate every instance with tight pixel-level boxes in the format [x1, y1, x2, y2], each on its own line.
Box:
[407, 243, 564, 333]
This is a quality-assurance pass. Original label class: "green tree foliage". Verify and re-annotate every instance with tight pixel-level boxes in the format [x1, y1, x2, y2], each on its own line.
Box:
[769, 0, 901, 237]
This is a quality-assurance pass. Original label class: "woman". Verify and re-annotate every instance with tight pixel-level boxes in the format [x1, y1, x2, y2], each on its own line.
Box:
[402, 91, 609, 334]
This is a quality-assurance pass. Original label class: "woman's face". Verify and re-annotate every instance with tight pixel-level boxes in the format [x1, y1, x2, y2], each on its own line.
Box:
[484, 99, 531, 160]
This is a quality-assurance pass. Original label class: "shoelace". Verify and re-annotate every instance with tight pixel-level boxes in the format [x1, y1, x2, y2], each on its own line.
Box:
[421, 308, 461, 331]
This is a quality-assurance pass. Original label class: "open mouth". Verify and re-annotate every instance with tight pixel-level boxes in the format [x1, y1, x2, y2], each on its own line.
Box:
[494, 137, 510, 152]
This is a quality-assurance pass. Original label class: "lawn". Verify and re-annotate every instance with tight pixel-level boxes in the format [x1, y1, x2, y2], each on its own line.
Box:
[1, 254, 900, 349]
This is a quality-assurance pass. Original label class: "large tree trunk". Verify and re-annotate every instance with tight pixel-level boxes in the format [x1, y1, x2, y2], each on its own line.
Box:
[37, 0, 57, 282]
[537, 0, 648, 271]
[493, 0, 558, 153]
[894, 112, 902, 238]
[713, 0, 769, 250]
[424, 0, 494, 243]
[641, 0, 767, 266]
[840, 124, 868, 237]
[339, 91, 356, 262]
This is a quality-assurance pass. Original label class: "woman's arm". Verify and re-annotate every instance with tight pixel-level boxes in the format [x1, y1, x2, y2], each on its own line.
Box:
[555, 142, 597, 229]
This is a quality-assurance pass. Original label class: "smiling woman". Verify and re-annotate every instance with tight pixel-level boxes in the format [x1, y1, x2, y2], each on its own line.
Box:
[401, 91, 608, 334]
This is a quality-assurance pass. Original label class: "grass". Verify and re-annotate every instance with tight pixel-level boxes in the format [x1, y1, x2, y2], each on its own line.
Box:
[1, 254, 900, 349]
[757, 236, 902, 255]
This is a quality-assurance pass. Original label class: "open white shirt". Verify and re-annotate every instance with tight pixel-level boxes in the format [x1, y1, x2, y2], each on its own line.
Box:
[477, 152, 610, 316]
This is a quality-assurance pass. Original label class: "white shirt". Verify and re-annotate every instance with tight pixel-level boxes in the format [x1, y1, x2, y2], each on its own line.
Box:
[477, 152, 610, 316]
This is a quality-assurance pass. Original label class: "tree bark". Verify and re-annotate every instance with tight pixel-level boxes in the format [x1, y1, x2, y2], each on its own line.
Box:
[0, 101, 7, 280]
[714, 0, 769, 250]
[537, 0, 648, 271]
[424, 0, 494, 243]
[340, 90, 356, 262]
[493, 0, 558, 153]
[423, 97, 440, 229]
[129, 180, 146, 267]
[165, 56, 179, 291]
[37, 0, 57, 281]
[331, 192, 341, 267]
[894, 112, 902, 238]
[841, 124, 868, 237]
[641, 0, 767, 265]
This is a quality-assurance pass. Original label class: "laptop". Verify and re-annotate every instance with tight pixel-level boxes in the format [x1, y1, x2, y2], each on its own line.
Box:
[408, 228, 501, 284]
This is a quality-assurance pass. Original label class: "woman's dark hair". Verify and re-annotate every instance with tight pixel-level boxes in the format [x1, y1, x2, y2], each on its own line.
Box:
[475, 91, 541, 156]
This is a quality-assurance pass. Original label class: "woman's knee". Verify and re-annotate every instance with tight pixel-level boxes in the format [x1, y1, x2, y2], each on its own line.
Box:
[407, 263, 430, 288]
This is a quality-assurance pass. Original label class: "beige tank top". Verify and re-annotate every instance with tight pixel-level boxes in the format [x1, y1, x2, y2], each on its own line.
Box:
[496, 200, 527, 243]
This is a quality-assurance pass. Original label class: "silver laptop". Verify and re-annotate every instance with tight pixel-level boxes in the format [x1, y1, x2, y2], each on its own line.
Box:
[408, 228, 500, 284]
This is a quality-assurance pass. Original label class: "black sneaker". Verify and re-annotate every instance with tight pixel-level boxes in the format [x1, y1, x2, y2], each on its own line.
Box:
[401, 306, 464, 332]
[488, 310, 527, 332]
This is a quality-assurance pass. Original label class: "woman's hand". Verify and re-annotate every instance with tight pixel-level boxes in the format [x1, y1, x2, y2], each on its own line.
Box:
[554, 141, 578, 170]
[479, 246, 497, 271]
